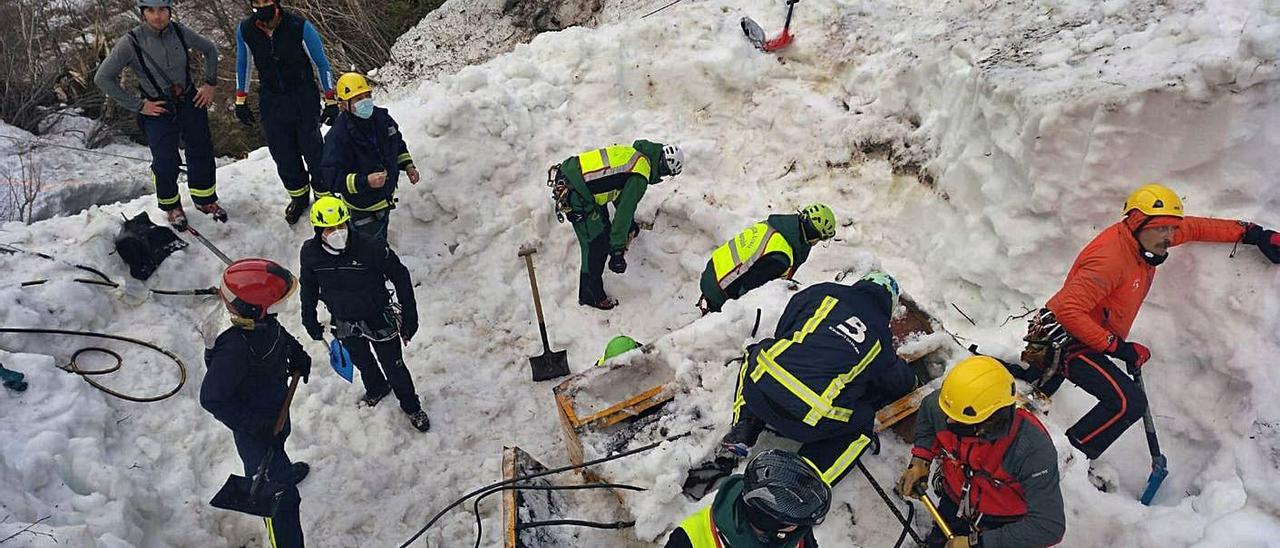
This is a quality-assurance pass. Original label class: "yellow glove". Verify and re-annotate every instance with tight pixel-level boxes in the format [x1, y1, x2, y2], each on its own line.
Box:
[897, 456, 930, 497]
[945, 534, 978, 548]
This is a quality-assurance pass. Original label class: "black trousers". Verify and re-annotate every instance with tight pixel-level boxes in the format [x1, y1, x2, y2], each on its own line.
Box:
[1063, 352, 1147, 459]
[232, 425, 303, 548]
[342, 334, 421, 413]
[574, 221, 612, 304]
[139, 95, 216, 210]
[259, 88, 323, 199]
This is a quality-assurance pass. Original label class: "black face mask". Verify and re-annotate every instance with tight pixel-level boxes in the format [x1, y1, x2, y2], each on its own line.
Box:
[1140, 249, 1168, 267]
[252, 4, 277, 23]
[946, 421, 982, 437]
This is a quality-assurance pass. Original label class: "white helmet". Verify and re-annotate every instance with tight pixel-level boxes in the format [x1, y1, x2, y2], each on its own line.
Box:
[661, 144, 684, 176]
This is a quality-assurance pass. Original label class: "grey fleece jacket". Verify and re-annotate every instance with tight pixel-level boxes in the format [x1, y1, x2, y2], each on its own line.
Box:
[94, 22, 218, 113]
[912, 391, 1066, 547]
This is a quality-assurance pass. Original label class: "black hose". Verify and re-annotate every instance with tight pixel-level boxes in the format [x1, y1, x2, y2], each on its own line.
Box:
[893, 501, 915, 548]
[517, 519, 635, 530]
[856, 461, 924, 545]
[0, 327, 186, 402]
[469, 483, 645, 548]
[399, 433, 687, 547]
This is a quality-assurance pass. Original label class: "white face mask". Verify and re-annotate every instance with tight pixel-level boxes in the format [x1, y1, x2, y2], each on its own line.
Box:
[323, 227, 349, 251]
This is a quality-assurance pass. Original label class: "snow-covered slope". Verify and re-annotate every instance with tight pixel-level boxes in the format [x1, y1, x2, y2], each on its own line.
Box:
[2, 0, 1279, 546]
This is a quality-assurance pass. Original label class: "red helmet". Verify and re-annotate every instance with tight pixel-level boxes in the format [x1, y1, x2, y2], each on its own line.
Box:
[219, 258, 296, 319]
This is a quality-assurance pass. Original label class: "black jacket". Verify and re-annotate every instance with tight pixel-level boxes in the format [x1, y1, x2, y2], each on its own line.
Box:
[200, 318, 309, 436]
[299, 231, 417, 329]
[238, 11, 318, 95]
[743, 280, 917, 442]
[318, 107, 412, 213]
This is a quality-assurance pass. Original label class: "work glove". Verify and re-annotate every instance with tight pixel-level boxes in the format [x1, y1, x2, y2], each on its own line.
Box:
[1243, 223, 1280, 264]
[897, 456, 931, 497]
[1107, 339, 1151, 370]
[319, 101, 339, 127]
[304, 321, 324, 342]
[400, 311, 419, 342]
[945, 534, 976, 548]
[234, 103, 256, 127]
[288, 354, 312, 384]
[608, 250, 627, 273]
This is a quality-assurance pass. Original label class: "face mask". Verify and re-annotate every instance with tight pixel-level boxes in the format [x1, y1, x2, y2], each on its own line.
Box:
[1141, 249, 1168, 267]
[323, 227, 348, 251]
[252, 4, 276, 23]
[353, 98, 375, 119]
[946, 421, 982, 438]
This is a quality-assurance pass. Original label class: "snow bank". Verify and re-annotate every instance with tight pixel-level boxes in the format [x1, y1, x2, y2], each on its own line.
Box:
[2, 0, 1279, 545]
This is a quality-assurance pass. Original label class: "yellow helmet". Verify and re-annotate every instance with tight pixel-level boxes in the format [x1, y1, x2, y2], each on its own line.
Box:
[335, 73, 372, 101]
[938, 356, 1015, 424]
[310, 196, 350, 228]
[1123, 184, 1183, 219]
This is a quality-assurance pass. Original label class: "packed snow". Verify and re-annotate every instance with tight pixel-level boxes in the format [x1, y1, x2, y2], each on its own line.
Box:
[2, 0, 1279, 546]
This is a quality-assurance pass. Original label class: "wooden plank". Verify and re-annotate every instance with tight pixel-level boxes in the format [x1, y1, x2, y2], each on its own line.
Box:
[578, 385, 672, 429]
[502, 447, 518, 548]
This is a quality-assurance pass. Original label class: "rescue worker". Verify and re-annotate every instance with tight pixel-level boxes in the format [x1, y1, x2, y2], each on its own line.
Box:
[896, 356, 1065, 548]
[94, 0, 225, 230]
[698, 204, 837, 314]
[234, 0, 337, 224]
[200, 258, 311, 547]
[318, 73, 419, 244]
[549, 139, 684, 310]
[667, 449, 830, 548]
[299, 197, 430, 431]
[1033, 184, 1279, 463]
[683, 272, 917, 499]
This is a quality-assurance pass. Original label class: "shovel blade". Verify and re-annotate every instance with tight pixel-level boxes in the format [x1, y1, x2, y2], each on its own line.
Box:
[529, 350, 569, 382]
[328, 339, 355, 383]
[740, 16, 766, 49]
[210, 474, 286, 517]
[1139, 455, 1168, 505]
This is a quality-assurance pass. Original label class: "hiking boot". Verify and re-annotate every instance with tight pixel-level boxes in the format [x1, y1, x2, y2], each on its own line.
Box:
[196, 202, 228, 223]
[284, 196, 310, 225]
[166, 207, 188, 231]
[291, 461, 310, 484]
[359, 386, 392, 408]
[579, 296, 618, 310]
[408, 410, 431, 432]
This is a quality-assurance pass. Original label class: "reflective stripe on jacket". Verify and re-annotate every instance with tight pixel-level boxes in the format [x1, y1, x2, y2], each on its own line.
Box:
[711, 222, 795, 292]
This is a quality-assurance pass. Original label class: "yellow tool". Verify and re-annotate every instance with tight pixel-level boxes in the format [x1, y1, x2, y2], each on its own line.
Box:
[919, 493, 956, 540]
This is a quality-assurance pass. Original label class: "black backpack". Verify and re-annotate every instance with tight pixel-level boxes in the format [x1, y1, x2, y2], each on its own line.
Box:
[114, 212, 187, 280]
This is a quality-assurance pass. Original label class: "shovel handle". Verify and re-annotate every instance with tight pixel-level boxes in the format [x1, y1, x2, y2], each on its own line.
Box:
[521, 252, 554, 353]
[919, 493, 955, 540]
[272, 373, 301, 437]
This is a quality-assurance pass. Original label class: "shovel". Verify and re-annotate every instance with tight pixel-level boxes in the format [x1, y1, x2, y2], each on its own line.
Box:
[1131, 366, 1168, 505]
[328, 338, 354, 383]
[210, 373, 300, 517]
[519, 246, 569, 382]
[741, 0, 799, 52]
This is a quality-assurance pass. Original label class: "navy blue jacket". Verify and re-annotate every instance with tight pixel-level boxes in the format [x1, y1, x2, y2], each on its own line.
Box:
[318, 108, 413, 213]
[236, 11, 333, 96]
[743, 280, 917, 441]
[200, 318, 310, 436]
[299, 230, 417, 329]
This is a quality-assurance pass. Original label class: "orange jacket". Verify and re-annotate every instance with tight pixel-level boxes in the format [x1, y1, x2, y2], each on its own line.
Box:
[1046, 216, 1245, 351]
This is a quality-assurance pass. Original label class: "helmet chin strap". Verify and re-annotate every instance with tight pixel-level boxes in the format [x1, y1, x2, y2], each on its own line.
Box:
[1129, 214, 1169, 267]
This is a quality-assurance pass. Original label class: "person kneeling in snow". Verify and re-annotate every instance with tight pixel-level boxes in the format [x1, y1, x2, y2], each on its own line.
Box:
[299, 197, 430, 432]
[317, 72, 419, 244]
[549, 139, 684, 310]
[897, 356, 1065, 548]
[201, 258, 311, 548]
[683, 272, 916, 499]
[667, 449, 830, 548]
[697, 203, 836, 315]
[1028, 184, 1280, 473]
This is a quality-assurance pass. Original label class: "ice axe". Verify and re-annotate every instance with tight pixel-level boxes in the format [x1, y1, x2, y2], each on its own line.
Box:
[209, 373, 300, 517]
[518, 245, 569, 382]
[741, 0, 799, 53]
[1130, 365, 1168, 505]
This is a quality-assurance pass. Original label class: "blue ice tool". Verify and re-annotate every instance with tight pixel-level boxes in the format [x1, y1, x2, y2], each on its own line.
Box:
[0, 363, 27, 392]
[328, 339, 354, 383]
[1131, 366, 1167, 505]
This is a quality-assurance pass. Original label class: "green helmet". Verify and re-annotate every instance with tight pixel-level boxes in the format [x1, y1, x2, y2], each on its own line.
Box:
[800, 203, 836, 240]
[860, 270, 900, 312]
[597, 335, 641, 366]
